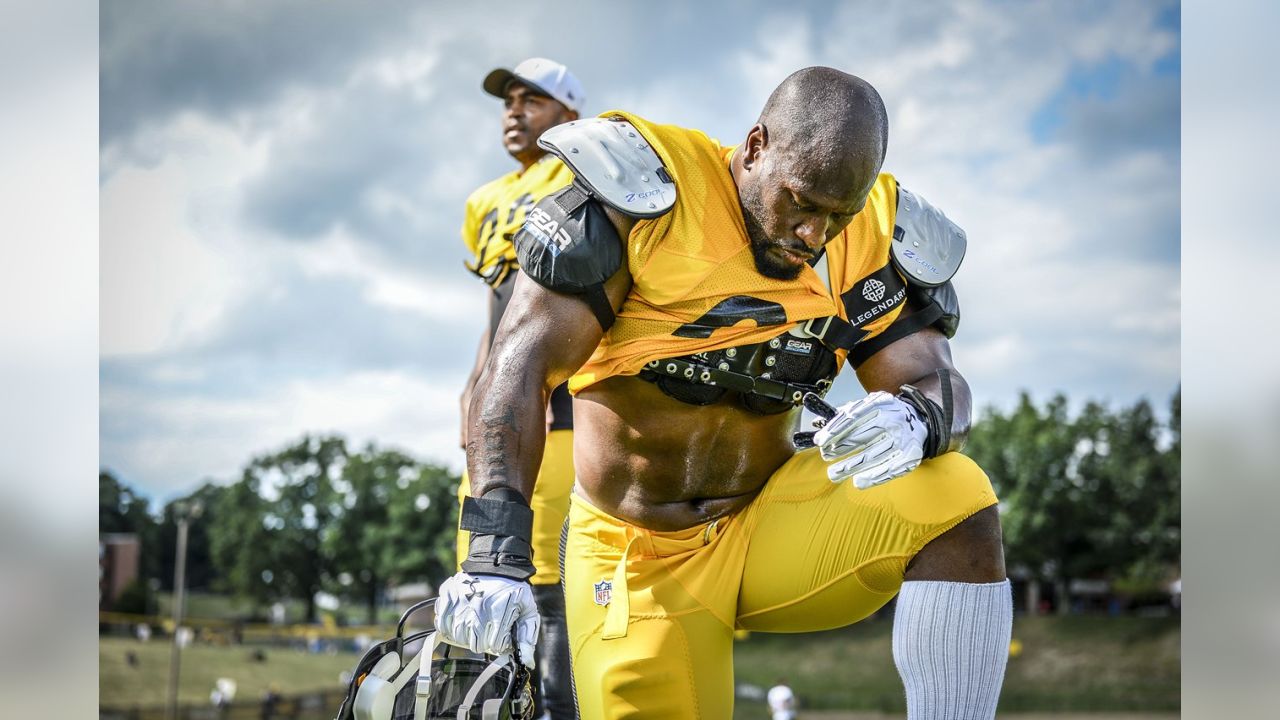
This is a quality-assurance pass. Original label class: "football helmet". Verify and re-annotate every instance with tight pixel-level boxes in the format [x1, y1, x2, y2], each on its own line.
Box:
[335, 598, 534, 720]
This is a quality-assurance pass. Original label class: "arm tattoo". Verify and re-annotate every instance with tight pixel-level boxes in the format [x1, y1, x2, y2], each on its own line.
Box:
[476, 406, 516, 486]
[467, 366, 547, 501]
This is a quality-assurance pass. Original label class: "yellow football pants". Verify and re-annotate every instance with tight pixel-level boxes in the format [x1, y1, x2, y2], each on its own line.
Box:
[562, 448, 998, 719]
[456, 428, 575, 585]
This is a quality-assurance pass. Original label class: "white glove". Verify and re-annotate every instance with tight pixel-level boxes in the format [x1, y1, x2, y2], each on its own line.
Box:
[810, 391, 928, 489]
[435, 572, 539, 667]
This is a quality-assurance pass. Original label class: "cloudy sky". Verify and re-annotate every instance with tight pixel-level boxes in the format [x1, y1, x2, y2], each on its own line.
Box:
[100, 0, 1180, 502]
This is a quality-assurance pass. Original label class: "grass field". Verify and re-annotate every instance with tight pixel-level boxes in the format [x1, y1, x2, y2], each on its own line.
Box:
[731, 614, 1179, 717]
[100, 636, 358, 708]
[102, 614, 1179, 716]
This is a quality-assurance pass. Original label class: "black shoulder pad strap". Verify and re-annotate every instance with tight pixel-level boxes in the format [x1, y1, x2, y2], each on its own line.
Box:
[514, 182, 624, 330]
[847, 301, 943, 368]
[847, 281, 960, 368]
[926, 280, 957, 335]
[915, 281, 960, 338]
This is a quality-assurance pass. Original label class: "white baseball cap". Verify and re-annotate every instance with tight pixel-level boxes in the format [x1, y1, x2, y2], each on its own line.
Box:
[483, 57, 585, 113]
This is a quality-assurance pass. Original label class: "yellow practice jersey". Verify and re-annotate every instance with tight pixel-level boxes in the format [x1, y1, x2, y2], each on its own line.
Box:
[462, 154, 576, 287]
[570, 111, 912, 394]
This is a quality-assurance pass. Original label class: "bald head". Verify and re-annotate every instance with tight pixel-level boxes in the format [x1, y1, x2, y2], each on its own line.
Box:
[758, 67, 888, 187]
[731, 67, 891, 280]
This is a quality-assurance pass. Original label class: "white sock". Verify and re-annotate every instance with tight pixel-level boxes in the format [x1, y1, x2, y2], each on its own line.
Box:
[892, 579, 1013, 719]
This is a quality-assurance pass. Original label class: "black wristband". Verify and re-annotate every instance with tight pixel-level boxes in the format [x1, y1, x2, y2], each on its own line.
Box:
[459, 489, 536, 581]
[461, 533, 536, 580]
[459, 493, 533, 538]
[897, 382, 951, 459]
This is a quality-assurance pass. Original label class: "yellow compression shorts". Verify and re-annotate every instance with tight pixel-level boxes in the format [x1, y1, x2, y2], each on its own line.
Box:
[456, 428, 575, 586]
[561, 448, 998, 720]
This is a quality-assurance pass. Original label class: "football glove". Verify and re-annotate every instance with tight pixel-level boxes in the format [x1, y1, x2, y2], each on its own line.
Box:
[795, 391, 928, 489]
[435, 572, 538, 667]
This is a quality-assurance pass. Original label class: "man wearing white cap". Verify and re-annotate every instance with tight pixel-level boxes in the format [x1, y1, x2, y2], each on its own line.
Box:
[454, 57, 584, 720]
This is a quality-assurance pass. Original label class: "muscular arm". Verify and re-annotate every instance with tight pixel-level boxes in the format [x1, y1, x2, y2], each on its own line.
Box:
[855, 326, 972, 451]
[459, 312, 491, 449]
[465, 210, 635, 501]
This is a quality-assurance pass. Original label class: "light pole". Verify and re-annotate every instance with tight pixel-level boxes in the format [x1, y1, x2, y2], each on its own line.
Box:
[165, 500, 203, 720]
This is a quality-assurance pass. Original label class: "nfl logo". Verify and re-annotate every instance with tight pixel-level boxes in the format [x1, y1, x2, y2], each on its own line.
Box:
[593, 579, 612, 607]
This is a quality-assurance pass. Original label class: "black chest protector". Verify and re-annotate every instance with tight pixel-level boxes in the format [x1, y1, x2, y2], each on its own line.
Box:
[635, 183, 966, 415]
[637, 326, 839, 415]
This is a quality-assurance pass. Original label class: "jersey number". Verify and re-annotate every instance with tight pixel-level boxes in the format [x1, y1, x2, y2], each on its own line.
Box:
[472, 193, 536, 274]
[673, 296, 788, 338]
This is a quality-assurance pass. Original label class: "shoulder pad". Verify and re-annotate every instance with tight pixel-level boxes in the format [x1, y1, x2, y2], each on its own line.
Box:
[514, 184, 624, 330]
[538, 117, 676, 218]
[891, 186, 966, 288]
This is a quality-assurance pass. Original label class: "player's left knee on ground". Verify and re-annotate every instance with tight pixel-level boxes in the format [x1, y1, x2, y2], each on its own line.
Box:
[905, 505, 1005, 583]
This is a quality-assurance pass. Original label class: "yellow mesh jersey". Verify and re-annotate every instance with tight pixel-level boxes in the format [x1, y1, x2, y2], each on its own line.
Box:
[569, 111, 906, 394]
[462, 154, 575, 285]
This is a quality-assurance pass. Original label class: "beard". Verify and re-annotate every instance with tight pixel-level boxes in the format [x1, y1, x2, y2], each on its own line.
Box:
[740, 186, 806, 281]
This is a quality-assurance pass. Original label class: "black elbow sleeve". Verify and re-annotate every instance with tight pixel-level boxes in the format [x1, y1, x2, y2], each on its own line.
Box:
[897, 369, 957, 458]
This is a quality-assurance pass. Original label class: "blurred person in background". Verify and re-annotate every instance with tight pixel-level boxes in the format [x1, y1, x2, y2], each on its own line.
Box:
[454, 56, 584, 719]
[260, 683, 281, 720]
[768, 678, 796, 720]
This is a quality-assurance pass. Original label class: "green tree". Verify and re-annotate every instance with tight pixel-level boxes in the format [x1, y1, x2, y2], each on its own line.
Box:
[208, 434, 463, 624]
[968, 393, 1083, 610]
[100, 471, 151, 533]
[323, 445, 396, 625]
[252, 435, 347, 623]
[1159, 387, 1181, 572]
[113, 578, 155, 615]
[1075, 393, 1180, 583]
[323, 445, 460, 624]
[99, 471, 160, 581]
[966, 390, 1182, 612]
[155, 482, 226, 591]
[377, 461, 460, 595]
[209, 468, 278, 611]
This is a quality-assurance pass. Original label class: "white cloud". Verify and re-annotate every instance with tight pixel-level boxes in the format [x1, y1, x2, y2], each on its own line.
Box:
[1071, 2, 1177, 66]
[293, 229, 479, 321]
[101, 370, 466, 498]
[956, 333, 1031, 379]
[100, 115, 268, 356]
[98, 0, 1181, 498]
[736, 17, 819, 94]
[733, 0, 1184, 410]
[355, 49, 442, 100]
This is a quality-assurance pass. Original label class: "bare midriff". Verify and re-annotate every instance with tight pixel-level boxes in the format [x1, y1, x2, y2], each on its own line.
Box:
[572, 374, 800, 532]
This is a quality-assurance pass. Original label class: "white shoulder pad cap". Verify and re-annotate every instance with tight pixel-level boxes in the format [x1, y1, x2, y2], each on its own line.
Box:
[537, 117, 676, 218]
[891, 187, 967, 287]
